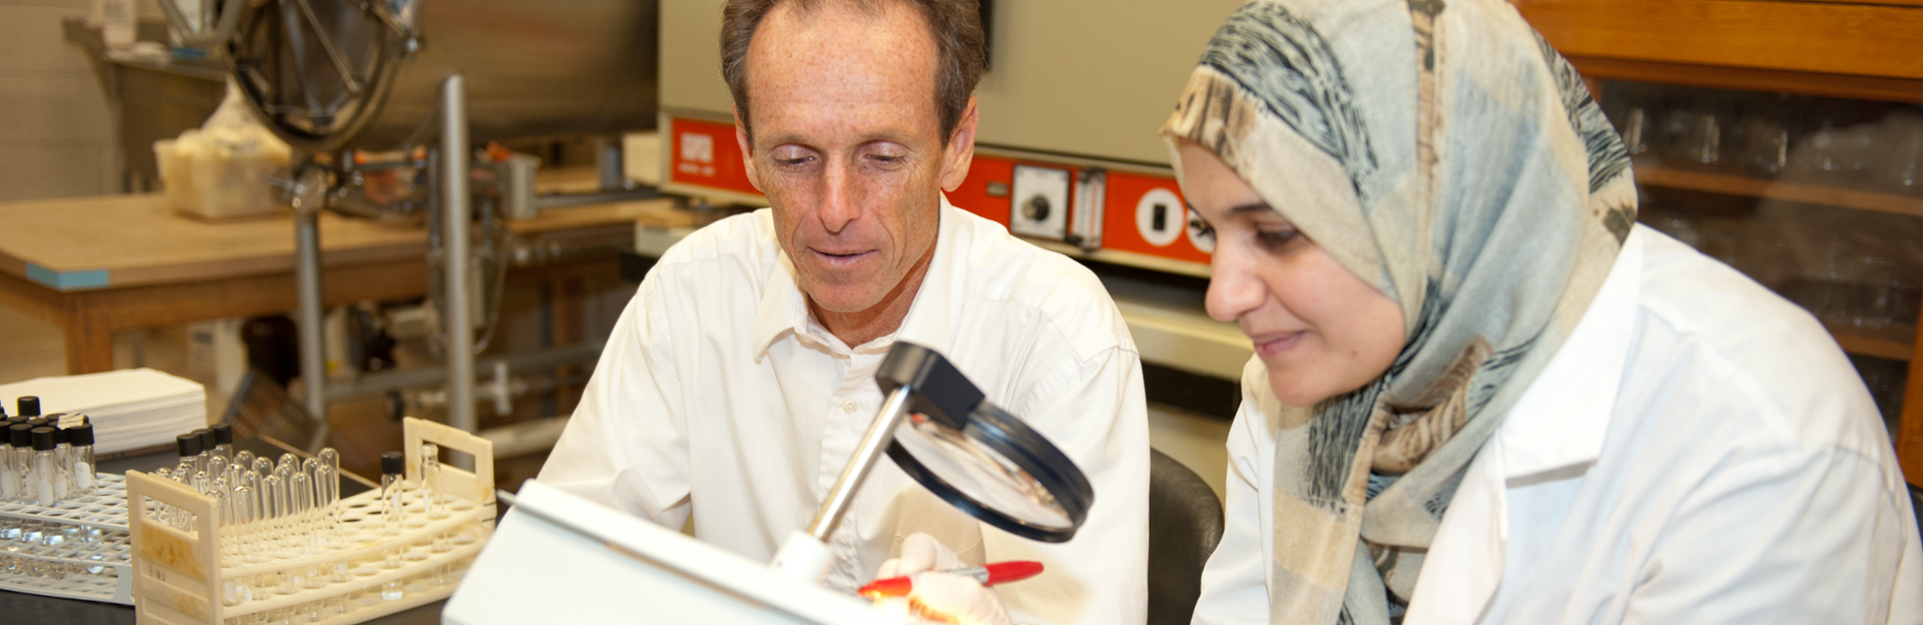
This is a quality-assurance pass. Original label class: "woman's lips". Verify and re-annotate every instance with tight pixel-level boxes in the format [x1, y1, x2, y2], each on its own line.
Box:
[1250, 331, 1304, 361]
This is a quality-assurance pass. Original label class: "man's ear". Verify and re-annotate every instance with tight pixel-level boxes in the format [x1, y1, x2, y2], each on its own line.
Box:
[939, 97, 978, 193]
[734, 104, 764, 192]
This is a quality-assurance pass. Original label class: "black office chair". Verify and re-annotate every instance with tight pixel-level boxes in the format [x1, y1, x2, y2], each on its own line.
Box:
[1911, 483, 1922, 539]
[1148, 448, 1226, 625]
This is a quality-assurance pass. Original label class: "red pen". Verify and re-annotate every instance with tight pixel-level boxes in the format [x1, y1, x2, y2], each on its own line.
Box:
[858, 561, 1045, 598]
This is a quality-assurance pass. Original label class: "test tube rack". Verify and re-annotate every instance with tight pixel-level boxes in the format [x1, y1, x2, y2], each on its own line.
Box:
[0, 473, 136, 604]
[128, 418, 496, 625]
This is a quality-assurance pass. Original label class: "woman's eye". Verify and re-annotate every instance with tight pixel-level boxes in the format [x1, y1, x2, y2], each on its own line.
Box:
[1189, 216, 1217, 243]
[1255, 228, 1298, 249]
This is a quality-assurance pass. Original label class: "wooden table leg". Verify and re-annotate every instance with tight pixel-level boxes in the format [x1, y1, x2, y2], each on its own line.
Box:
[1898, 304, 1923, 487]
[62, 293, 115, 374]
[550, 276, 585, 413]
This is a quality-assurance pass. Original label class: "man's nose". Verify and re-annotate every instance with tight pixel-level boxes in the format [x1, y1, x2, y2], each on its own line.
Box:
[818, 161, 859, 234]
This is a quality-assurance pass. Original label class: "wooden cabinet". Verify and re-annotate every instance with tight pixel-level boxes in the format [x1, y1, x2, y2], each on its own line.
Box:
[1512, 0, 1923, 484]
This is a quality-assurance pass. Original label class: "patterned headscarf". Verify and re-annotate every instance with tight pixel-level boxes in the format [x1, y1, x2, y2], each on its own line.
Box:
[1160, 0, 1636, 623]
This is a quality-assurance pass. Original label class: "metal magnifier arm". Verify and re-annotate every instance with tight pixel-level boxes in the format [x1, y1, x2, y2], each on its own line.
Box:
[770, 342, 983, 584]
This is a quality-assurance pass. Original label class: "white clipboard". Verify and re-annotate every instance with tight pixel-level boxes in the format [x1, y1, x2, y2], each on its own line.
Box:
[442, 479, 901, 625]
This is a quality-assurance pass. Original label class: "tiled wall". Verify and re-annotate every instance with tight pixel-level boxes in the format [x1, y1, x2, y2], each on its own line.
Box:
[0, 1, 175, 202]
[0, 0, 117, 201]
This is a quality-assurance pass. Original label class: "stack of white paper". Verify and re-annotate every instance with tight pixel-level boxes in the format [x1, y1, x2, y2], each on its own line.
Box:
[0, 369, 207, 455]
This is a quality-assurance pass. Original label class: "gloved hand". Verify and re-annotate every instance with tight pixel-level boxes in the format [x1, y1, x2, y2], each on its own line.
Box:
[871, 533, 1014, 625]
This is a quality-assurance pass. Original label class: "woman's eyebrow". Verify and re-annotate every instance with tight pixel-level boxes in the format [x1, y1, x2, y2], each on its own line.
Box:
[1227, 202, 1274, 216]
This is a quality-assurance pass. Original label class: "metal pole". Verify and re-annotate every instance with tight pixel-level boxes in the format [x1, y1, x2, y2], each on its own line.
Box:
[806, 386, 913, 542]
[294, 194, 327, 421]
[441, 74, 477, 435]
[597, 135, 626, 191]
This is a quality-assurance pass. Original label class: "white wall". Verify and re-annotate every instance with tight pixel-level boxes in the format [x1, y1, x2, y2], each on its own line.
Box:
[0, 0, 120, 202]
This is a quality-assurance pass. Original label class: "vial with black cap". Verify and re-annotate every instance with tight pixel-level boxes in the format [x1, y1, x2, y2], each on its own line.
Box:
[16, 396, 39, 418]
[30, 427, 58, 506]
[67, 424, 95, 494]
[3, 423, 29, 504]
[194, 429, 216, 474]
[211, 424, 235, 462]
[175, 433, 202, 487]
[49, 425, 69, 501]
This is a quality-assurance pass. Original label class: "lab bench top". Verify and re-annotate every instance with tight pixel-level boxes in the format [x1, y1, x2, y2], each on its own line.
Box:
[0, 192, 691, 292]
[0, 172, 701, 374]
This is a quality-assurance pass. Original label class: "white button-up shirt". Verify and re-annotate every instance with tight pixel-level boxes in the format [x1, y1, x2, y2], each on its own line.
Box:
[539, 200, 1149, 625]
[1193, 226, 1923, 625]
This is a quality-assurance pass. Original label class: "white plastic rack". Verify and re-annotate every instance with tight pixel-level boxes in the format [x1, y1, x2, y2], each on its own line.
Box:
[0, 472, 136, 604]
[128, 418, 495, 625]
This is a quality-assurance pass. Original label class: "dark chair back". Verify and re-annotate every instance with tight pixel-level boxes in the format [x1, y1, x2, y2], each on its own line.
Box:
[1148, 448, 1226, 625]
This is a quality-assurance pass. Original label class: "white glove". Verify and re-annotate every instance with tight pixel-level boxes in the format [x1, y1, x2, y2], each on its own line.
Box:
[871, 533, 1014, 625]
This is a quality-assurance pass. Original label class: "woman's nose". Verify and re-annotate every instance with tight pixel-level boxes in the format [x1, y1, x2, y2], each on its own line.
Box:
[1205, 250, 1264, 324]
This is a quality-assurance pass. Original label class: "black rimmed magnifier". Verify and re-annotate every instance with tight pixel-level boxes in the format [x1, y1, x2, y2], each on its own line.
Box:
[799, 342, 1094, 548]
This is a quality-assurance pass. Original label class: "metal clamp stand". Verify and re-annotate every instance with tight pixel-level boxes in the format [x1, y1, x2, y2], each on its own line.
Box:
[440, 73, 477, 436]
[292, 74, 478, 449]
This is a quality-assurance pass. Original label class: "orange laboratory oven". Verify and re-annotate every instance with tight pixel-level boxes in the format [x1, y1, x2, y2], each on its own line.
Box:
[658, 111, 1214, 278]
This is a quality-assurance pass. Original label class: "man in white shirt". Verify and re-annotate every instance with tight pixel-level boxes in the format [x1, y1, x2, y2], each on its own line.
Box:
[536, 1, 1150, 624]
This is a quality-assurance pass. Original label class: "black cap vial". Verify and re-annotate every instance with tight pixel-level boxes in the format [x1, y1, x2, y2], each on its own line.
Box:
[8, 423, 31, 448]
[16, 396, 39, 417]
[67, 424, 94, 447]
[31, 427, 55, 452]
[195, 428, 216, 451]
[380, 451, 404, 476]
[212, 423, 233, 445]
[177, 433, 202, 457]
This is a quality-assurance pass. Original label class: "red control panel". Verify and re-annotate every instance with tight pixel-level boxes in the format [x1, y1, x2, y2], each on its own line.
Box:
[662, 114, 1210, 271]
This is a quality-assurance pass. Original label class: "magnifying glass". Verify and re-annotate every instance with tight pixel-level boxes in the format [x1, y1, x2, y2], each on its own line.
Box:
[773, 342, 1094, 579]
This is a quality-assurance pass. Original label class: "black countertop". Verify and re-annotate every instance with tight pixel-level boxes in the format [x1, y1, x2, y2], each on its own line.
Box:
[0, 437, 448, 625]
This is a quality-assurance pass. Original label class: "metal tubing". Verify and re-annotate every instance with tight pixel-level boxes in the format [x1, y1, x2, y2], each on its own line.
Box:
[807, 386, 913, 542]
[294, 206, 328, 422]
[441, 74, 477, 435]
[323, 341, 604, 402]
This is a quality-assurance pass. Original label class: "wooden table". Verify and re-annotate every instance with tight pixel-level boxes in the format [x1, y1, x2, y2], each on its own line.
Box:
[0, 192, 694, 374]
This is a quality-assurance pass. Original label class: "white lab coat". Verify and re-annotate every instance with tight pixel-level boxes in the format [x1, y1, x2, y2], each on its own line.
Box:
[1192, 226, 1923, 625]
[538, 200, 1150, 625]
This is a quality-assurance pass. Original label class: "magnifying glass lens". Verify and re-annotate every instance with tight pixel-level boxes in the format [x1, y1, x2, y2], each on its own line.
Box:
[893, 413, 1070, 529]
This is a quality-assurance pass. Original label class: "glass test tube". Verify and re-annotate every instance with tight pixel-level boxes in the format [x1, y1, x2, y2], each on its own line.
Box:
[380, 451, 405, 600]
[233, 449, 254, 475]
[66, 424, 95, 495]
[240, 470, 268, 564]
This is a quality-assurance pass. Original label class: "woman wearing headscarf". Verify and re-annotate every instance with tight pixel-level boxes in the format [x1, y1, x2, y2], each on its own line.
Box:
[880, 0, 1922, 623]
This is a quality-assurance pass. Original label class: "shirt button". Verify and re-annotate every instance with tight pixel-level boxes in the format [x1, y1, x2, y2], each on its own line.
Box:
[842, 400, 858, 414]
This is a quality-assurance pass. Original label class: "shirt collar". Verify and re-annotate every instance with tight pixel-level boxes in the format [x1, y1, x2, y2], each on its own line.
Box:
[1495, 226, 1646, 479]
[749, 197, 966, 360]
